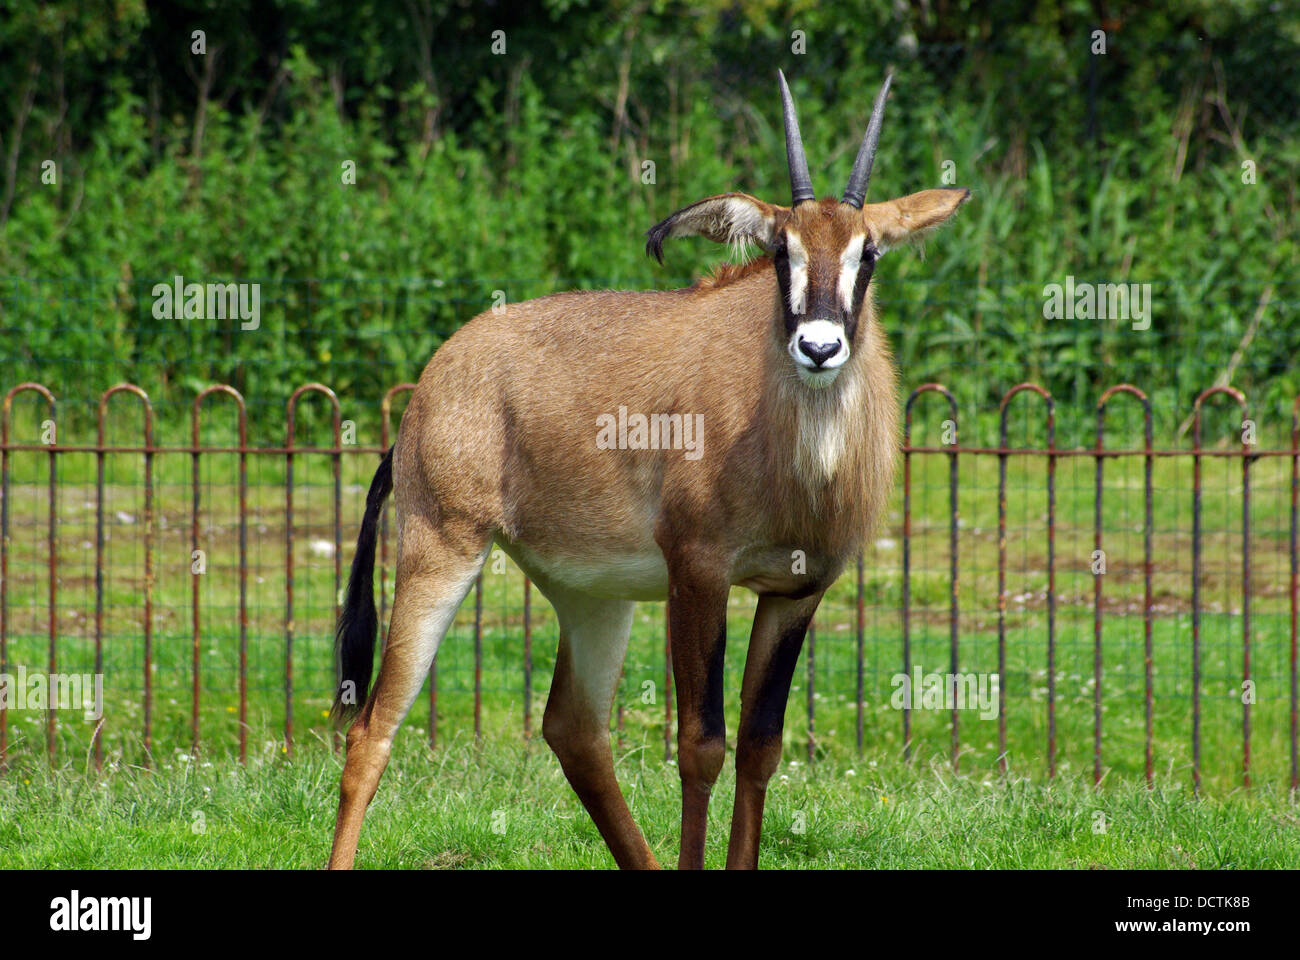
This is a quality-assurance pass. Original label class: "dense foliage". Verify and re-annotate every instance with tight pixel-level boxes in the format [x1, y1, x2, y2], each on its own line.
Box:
[1, 1, 1296, 443]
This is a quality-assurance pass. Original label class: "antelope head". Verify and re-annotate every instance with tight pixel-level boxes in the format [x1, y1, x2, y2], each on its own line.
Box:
[646, 70, 970, 389]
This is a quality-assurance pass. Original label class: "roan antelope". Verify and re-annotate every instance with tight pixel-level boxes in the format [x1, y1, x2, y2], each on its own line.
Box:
[328, 70, 969, 869]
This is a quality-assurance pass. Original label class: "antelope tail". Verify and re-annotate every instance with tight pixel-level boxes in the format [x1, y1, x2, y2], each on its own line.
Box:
[330, 446, 394, 723]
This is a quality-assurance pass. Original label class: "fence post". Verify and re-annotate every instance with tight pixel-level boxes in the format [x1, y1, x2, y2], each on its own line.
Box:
[1191, 386, 1250, 793]
[524, 576, 533, 741]
[1291, 396, 1299, 796]
[191, 386, 247, 759]
[999, 384, 1055, 778]
[95, 385, 156, 769]
[1, 384, 57, 770]
[474, 573, 483, 740]
[902, 385, 959, 767]
[664, 601, 672, 762]
[855, 552, 864, 756]
[285, 384, 342, 758]
[806, 617, 816, 761]
[1095, 385, 1153, 788]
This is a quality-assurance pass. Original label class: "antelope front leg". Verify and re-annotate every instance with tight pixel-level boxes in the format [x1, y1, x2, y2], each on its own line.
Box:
[665, 553, 731, 870]
[725, 590, 823, 870]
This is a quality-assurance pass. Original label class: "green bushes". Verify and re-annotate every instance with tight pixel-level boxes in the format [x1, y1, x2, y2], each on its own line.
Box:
[0, 2, 1296, 446]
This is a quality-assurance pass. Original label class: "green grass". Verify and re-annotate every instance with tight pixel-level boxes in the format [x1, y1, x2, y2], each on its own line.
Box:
[1, 730, 1297, 869]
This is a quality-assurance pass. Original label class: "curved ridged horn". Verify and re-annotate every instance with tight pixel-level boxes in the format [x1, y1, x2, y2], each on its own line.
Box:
[778, 70, 815, 206]
[842, 73, 893, 209]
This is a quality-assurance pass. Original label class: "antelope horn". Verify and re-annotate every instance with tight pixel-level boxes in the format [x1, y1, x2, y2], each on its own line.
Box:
[842, 73, 892, 209]
[778, 70, 815, 206]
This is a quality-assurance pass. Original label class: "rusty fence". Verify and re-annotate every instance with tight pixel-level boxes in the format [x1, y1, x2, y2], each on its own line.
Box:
[0, 379, 1297, 794]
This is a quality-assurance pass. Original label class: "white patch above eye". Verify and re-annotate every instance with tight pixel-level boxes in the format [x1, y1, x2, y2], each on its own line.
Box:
[786, 230, 808, 315]
[837, 234, 867, 313]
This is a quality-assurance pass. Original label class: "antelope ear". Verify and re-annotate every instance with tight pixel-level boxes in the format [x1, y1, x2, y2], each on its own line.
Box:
[864, 188, 970, 255]
[645, 193, 784, 264]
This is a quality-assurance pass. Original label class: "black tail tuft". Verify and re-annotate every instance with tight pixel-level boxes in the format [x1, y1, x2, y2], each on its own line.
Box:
[330, 446, 394, 724]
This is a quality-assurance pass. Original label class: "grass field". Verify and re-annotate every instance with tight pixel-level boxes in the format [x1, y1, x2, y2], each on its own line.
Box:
[2, 731, 1298, 869]
[0, 407, 1297, 867]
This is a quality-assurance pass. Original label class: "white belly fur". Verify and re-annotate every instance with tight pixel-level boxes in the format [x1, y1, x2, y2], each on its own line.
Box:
[496, 538, 670, 601]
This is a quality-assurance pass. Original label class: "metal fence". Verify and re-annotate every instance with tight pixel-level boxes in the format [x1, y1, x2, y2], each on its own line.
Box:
[0, 379, 1296, 794]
